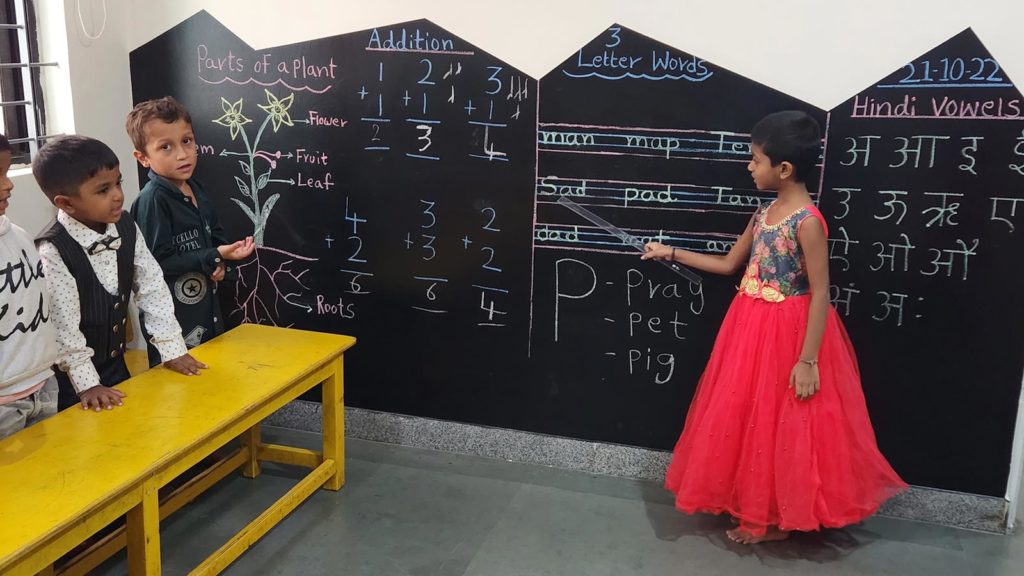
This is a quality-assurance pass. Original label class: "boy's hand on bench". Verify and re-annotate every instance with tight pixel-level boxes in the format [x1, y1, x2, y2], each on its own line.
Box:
[164, 353, 209, 376]
[79, 385, 126, 411]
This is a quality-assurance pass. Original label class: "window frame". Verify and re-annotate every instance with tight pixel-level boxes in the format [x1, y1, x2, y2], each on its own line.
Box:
[1, 0, 56, 165]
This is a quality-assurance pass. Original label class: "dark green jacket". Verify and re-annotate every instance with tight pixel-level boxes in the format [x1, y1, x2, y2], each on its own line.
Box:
[132, 170, 235, 365]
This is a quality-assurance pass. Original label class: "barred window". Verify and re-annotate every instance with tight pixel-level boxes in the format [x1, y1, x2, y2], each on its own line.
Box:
[1, 0, 54, 165]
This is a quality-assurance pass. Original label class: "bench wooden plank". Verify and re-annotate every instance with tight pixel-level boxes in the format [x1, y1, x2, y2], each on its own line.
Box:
[190, 460, 336, 576]
[322, 356, 345, 491]
[126, 481, 160, 575]
[240, 424, 261, 479]
[257, 443, 322, 469]
[0, 324, 355, 574]
[57, 449, 250, 576]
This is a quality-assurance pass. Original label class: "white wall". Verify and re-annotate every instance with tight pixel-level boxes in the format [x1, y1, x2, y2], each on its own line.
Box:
[7, 0, 136, 235]
[125, 0, 1024, 111]
[7, 0, 1024, 511]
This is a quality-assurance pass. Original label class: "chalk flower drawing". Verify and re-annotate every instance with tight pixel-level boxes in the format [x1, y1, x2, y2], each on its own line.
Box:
[258, 90, 295, 132]
[213, 91, 298, 246]
[212, 97, 251, 140]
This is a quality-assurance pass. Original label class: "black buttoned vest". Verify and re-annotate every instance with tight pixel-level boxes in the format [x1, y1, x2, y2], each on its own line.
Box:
[36, 216, 136, 410]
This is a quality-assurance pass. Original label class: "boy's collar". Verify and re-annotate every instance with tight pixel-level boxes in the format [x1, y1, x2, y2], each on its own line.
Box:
[148, 169, 193, 193]
[57, 210, 118, 247]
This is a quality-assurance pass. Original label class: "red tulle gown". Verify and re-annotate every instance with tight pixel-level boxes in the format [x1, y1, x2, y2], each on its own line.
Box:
[664, 203, 907, 535]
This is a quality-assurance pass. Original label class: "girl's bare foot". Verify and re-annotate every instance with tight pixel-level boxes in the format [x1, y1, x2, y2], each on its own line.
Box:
[726, 525, 791, 544]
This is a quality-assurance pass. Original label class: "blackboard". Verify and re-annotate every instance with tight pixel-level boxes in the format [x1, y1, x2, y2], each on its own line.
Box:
[131, 14, 538, 429]
[820, 29, 1024, 496]
[130, 12, 1024, 497]
[527, 26, 824, 447]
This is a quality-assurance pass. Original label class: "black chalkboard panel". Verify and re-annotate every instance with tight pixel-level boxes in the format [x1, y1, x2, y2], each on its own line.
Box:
[527, 25, 825, 447]
[820, 29, 1024, 496]
[130, 12, 538, 427]
[130, 13, 1024, 497]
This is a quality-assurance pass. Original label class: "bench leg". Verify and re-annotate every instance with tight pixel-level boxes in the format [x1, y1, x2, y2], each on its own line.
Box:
[322, 355, 345, 491]
[240, 424, 262, 478]
[126, 480, 160, 575]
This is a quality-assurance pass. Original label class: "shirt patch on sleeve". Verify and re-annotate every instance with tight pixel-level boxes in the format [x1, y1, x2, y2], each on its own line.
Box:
[174, 272, 207, 305]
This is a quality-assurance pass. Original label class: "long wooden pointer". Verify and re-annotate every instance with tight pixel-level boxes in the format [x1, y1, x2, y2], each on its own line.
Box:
[556, 196, 702, 286]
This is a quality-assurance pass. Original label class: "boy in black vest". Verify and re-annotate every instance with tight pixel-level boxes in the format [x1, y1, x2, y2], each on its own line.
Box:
[34, 135, 207, 411]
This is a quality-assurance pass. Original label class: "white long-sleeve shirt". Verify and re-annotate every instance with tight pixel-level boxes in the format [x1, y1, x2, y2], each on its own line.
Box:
[37, 210, 187, 394]
[0, 215, 59, 400]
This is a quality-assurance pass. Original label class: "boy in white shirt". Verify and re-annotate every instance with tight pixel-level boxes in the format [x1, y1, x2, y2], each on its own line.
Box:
[34, 135, 206, 411]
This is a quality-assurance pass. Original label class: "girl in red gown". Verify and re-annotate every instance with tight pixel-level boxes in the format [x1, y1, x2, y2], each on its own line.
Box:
[643, 111, 906, 543]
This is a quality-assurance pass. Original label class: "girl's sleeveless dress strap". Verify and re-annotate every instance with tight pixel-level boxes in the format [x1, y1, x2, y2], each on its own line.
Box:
[798, 204, 829, 237]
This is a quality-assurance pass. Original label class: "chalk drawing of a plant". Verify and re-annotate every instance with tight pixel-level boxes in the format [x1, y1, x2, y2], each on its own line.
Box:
[214, 89, 296, 245]
[212, 89, 317, 325]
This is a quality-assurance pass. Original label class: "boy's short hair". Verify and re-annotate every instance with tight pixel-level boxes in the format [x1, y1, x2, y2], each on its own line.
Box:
[125, 96, 193, 153]
[0, 132, 10, 153]
[751, 111, 821, 183]
[32, 135, 119, 201]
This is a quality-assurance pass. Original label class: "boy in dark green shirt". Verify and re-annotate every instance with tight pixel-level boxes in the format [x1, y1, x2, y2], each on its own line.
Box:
[128, 96, 254, 366]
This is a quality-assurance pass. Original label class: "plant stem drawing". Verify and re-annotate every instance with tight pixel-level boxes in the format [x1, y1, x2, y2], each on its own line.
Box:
[214, 89, 296, 245]
[213, 89, 317, 324]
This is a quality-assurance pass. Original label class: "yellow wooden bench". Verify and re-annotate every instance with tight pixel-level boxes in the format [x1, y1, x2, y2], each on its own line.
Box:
[124, 349, 150, 377]
[0, 324, 356, 575]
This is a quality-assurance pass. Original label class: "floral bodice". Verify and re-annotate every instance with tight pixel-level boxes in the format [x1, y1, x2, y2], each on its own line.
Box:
[738, 203, 825, 303]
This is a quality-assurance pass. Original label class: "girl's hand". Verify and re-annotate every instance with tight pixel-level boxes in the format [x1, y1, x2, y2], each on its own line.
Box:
[789, 362, 820, 400]
[641, 242, 671, 261]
